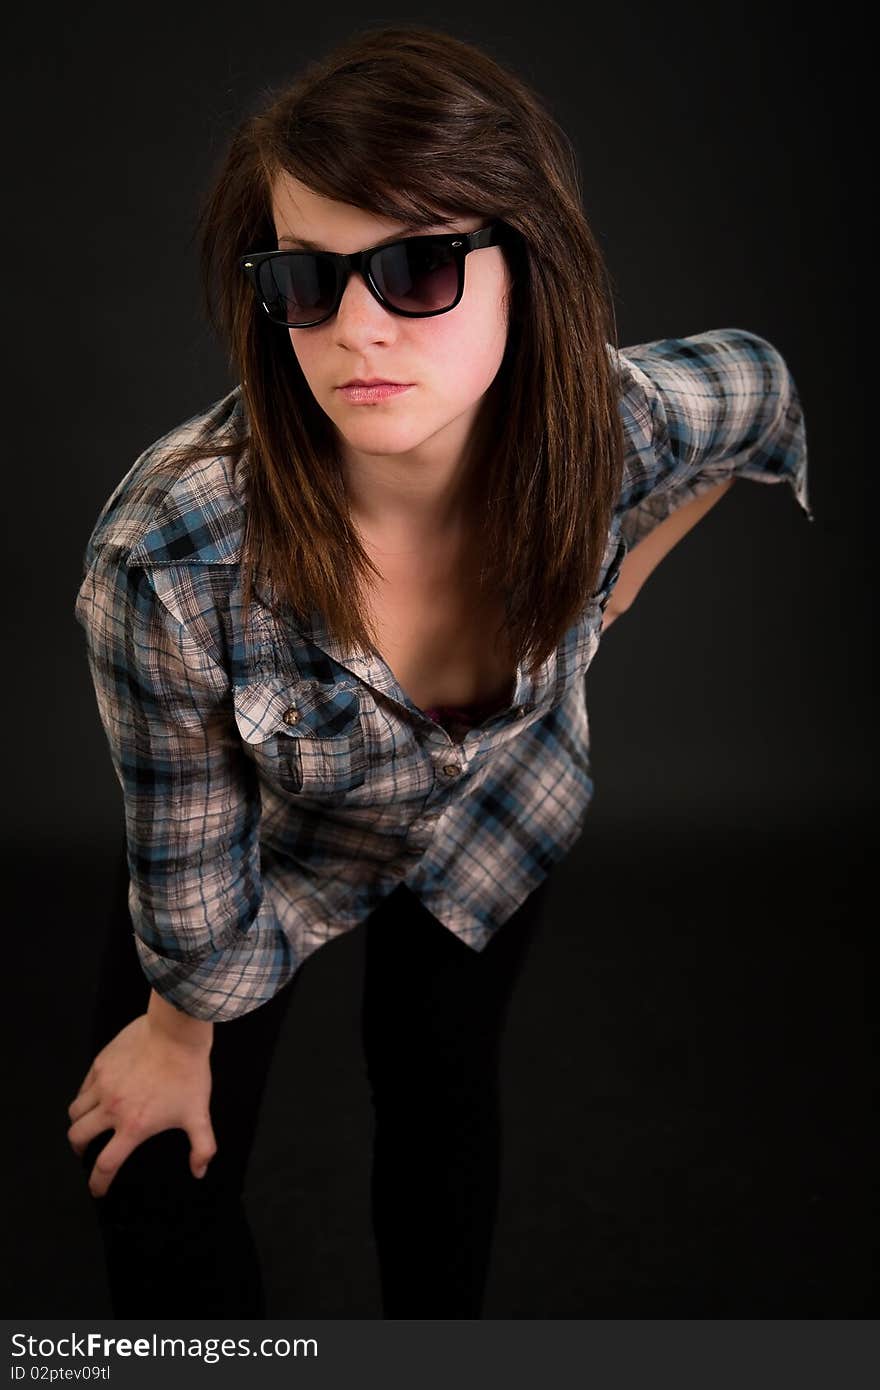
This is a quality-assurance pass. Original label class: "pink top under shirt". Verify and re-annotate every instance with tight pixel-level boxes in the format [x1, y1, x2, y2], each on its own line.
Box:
[422, 691, 510, 741]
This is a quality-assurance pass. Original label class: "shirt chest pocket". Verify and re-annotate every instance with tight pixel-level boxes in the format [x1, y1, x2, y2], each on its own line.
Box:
[232, 675, 367, 803]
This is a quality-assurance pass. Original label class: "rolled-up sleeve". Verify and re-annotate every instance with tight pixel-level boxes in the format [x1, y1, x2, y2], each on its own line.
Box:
[74, 544, 298, 1021]
[613, 327, 813, 548]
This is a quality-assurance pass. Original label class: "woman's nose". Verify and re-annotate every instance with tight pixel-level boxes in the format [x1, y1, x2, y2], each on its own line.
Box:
[334, 269, 394, 329]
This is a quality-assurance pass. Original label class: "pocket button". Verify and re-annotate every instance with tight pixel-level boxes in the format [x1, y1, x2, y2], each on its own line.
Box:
[282, 706, 301, 725]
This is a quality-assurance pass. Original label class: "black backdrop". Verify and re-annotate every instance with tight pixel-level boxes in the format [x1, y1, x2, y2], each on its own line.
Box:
[2, 0, 872, 1318]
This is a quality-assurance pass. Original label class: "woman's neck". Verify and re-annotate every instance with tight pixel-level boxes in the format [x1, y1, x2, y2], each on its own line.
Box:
[342, 381, 500, 544]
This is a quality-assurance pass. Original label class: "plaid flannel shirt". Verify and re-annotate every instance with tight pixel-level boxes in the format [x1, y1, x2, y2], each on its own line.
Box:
[74, 326, 812, 1020]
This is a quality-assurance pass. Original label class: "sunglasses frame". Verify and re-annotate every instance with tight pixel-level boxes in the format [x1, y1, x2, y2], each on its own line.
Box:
[240, 222, 507, 328]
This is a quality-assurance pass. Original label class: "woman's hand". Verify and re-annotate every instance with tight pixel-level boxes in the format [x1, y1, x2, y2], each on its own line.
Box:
[67, 1012, 216, 1198]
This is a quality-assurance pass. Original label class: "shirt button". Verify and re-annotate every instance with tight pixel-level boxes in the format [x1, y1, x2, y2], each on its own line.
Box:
[441, 762, 461, 778]
[513, 705, 526, 718]
[282, 705, 301, 725]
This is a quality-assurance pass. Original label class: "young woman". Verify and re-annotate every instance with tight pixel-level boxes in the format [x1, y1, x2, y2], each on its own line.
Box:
[66, 24, 812, 1319]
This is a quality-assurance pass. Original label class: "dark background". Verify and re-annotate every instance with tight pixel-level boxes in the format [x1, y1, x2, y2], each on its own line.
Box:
[3, 2, 872, 1317]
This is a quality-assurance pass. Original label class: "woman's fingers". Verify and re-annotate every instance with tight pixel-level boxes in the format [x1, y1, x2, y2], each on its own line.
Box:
[65, 1017, 216, 1196]
[87, 1129, 145, 1199]
[72, 1064, 98, 1099]
[186, 1115, 218, 1179]
[66, 1103, 114, 1158]
[67, 1084, 101, 1123]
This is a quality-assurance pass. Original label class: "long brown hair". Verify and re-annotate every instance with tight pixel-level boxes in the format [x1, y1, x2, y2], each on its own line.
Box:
[150, 24, 624, 678]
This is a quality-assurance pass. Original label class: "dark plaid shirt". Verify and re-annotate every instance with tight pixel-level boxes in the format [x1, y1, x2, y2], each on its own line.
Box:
[74, 327, 812, 1019]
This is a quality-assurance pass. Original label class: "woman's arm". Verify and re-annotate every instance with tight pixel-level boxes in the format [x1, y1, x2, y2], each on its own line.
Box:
[610, 328, 812, 562]
[147, 988, 214, 1050]
[601, 476, 735, 629]
[74, 549, 296, 1023]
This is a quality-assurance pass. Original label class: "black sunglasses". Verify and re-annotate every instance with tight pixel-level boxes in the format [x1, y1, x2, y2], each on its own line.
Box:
[240, 222, 506, 328]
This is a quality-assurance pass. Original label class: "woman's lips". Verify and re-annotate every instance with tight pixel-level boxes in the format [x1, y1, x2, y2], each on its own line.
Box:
[337, 383, 413, 403]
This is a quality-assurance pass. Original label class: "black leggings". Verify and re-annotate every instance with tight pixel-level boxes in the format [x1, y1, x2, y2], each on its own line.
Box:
[79, 837, 552, 1318]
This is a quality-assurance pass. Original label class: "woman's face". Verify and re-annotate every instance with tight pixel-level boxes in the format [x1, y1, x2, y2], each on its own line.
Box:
[269, 174, 511, 469]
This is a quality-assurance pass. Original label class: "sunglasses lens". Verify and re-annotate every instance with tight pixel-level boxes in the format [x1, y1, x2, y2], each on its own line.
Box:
[257, 254, 339, 326]
[371, 239, 460, 313]
[255, 238, 462, 325]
